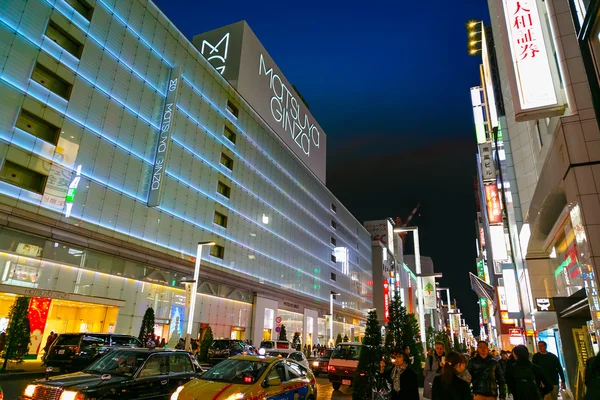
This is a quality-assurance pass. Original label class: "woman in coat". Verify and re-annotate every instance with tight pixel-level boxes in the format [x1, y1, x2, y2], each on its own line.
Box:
[431, 351, 472, 400]
[379, 352, 419, 400]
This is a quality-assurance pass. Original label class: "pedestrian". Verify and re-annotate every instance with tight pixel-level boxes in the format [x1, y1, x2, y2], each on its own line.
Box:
[159, 338, 166, 348]
[432, 351, 472, 400]
[467, 341, 505, 400]
[532, 341, 566, 400]
[379, 352, 419, 400]
[506, 345, 553, 400]
[404, 345, 415, 365]
[191, 337, 198, 353]
[175, 338, 185, 350]
[498, 350, 508, 376]
[42, 331, 56, 365]
[584, 355, 600, 399]
[423, 342, 446, 399]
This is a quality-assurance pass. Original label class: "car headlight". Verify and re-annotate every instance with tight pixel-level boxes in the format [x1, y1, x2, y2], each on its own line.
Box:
[312, 361, 319, 367]
[24, 385, 37, 397]
[170, 386, 184, 400]
[59, 391, 84, 400]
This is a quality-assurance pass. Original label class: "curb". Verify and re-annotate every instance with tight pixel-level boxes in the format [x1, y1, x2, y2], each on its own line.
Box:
[0, 371, 46, 381]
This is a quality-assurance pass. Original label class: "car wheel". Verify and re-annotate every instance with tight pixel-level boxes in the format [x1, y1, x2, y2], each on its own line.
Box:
[332, 382, 341, 390]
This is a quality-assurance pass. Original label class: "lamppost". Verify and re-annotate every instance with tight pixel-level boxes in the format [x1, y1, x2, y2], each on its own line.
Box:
[436, 287, 454, 345]
[330, 292, 340, 346]
[393, 227, 426, 354]
[183, 241, 215, 351]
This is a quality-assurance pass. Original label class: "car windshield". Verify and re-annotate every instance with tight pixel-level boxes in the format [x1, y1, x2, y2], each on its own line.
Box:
[331, 345, 361, 360]
[266, 351, 287, 358]
[322, 350, 333, 358]
[54, 335, 81, 346]
[84, 350, 148, 377]
[200, 359, 268, 384]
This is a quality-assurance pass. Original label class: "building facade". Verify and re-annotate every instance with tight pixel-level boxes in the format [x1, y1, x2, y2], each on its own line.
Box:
[0, 0, 372, 357]
[470, 0, 600, 393]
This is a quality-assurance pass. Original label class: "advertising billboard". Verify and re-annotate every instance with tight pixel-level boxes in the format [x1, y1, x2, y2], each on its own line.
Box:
[471, 86, 487, 144]
[479, 142, 496, 182]
[383, 280, 390, 322]
[193, 21, 327, 184]
[422, 276, 437, 309]
[485, 184, 502, 224]
[502, 263, 523, 318]
[501, 0, 564, 121]
[364, 219, 395, 255]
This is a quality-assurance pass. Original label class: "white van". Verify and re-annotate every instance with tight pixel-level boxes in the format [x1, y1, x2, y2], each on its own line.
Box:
[328, 342, 363, 390]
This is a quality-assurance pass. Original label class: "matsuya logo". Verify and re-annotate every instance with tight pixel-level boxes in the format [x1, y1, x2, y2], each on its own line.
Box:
[258, 54, 320, 157]
[200, 33, 230, 74]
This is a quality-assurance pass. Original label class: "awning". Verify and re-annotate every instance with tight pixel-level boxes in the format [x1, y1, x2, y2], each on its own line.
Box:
[469, 273, 496, 303]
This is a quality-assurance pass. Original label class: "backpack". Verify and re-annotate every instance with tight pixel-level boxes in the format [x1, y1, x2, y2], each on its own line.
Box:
[514, 364, 542, 400]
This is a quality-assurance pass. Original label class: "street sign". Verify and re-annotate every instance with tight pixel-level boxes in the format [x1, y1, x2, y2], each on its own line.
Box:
[275, 326, 281, 333]
[275, 316, 282, 324]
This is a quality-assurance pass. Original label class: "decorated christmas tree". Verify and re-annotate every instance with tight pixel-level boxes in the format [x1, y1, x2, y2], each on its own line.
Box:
[352, 310, 382, 400]
[385, 295, 403, 354]
[199, 326, 213, 362]
[401, 312, 424, 374]
[343, 334, 349, 342]
[138, 307, 155, 345]
[1, 297, 31, 371]
[278, 324, 288, 341]
[292, 332, 301, 350]
[335, 333, 343, 345]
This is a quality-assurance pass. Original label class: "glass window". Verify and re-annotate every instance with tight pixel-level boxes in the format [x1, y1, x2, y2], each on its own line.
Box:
[31, 63, 72, 100]
[224, 126, 236, 144]
[226, 100, 239, 118]
[217, 181, 231, 198]
[0, 160, 47, 194]
[220, 153, 234, 170]
[267, 362, 287, 382]
[85, 350, 148, 377]
[45, 20, 83, 58]
[138, 354, 168, 378]
[16, 110, 60, 145]
[210, 245, 225, 259]
[290, 352, 304, 362]
[169, 354, 194, 375]
[331, 345, 362, 360]
[214, 211, 228, 228]
[64, 0, 94, 21]
[111, 336, 141, 347]
[286, 361, 305, 379]
[200, 359, 269, 384]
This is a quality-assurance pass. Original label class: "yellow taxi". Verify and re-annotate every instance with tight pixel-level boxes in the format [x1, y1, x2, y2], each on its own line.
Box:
[170, 353, 317, 400]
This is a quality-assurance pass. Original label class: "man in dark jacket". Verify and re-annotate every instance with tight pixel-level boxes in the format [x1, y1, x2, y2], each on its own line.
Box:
[467, 341, 506, 400]
[532, 341, 565, 400]
[507, 345, 553, 400]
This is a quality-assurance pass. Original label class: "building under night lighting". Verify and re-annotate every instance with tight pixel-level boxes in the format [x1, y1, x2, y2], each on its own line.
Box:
[0, 0, 372, 356]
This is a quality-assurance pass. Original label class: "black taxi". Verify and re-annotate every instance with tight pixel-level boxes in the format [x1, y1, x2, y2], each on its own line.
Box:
[22, 348, 203, 400]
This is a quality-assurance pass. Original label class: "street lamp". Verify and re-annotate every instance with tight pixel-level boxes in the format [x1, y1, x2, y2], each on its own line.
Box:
[393, 227, 426, 353]
[436, 287, 453, 345]
[330, 292, 340, 346]
[184, 241, 215, 351]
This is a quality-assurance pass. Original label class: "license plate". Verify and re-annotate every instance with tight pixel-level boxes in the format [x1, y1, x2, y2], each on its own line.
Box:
[342, 379, 351, 386]
[58, 350, 65, 354]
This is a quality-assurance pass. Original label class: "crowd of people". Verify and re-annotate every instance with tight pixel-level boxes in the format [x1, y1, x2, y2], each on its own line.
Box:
[410, 340, 600, 400]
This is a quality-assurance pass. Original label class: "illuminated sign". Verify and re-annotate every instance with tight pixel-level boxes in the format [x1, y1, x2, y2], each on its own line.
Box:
[480, 298, 489, 324]
[471, 86, 487, 144]
[479, 142, 496, 182]
[502, 0, 562, 119]
[193, 22, 327, 183]
[498, 286, 508, 311]
[490, 225, 508, 261]
[383, 281, 390, 322]
[502, 263, 523, 318]
[423, 276, 437, 309]
[148, 66, 182, 207]
[64, 164, 82, 218]
[535, 297, 555, 312]
[485, 184, 502, 224]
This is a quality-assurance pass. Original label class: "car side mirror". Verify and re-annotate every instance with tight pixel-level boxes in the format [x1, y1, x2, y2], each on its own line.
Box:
[267, 377, 281, 387]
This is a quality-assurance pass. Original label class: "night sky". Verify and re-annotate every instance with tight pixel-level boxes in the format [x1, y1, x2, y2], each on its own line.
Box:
[153, 0, 491, 332]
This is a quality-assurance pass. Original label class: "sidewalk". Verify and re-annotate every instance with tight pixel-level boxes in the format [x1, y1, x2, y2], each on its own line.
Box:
[0, 359, 46, 380]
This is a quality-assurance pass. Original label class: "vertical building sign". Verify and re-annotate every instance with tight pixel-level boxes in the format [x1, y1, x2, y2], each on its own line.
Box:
[502, 263, 523, 318]
[148, 66, 182, 207]
[485, 184, 502, 224]
[423, 276, 436, 309]
[479, 142, 496, 182]
[383, 280, 390, 322]
[502, 0, 562, 118]
[471, 86, 487, 144]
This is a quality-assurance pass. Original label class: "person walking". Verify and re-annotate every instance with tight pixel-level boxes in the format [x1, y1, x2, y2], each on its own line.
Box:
[532, 341, 566, 400]
[424, 342, 446, 399]
[404, 345, 415, 366]
[379, 352, 420, 400]
[506, 345, 553, 400]
[498, 350, 509, 376]
[431, 351, 472, 400]
[467, 341, 506, 400]
[584, 355, 600, 399]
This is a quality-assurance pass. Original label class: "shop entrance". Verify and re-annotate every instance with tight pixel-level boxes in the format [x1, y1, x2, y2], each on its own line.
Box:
[0, 293, 119, 358]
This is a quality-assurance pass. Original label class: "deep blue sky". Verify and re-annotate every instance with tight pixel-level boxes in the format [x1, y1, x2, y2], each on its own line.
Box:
[154, 0, 491, 332]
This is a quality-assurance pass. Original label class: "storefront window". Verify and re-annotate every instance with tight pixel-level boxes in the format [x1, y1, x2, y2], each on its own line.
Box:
[552, 221, 585, 296]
